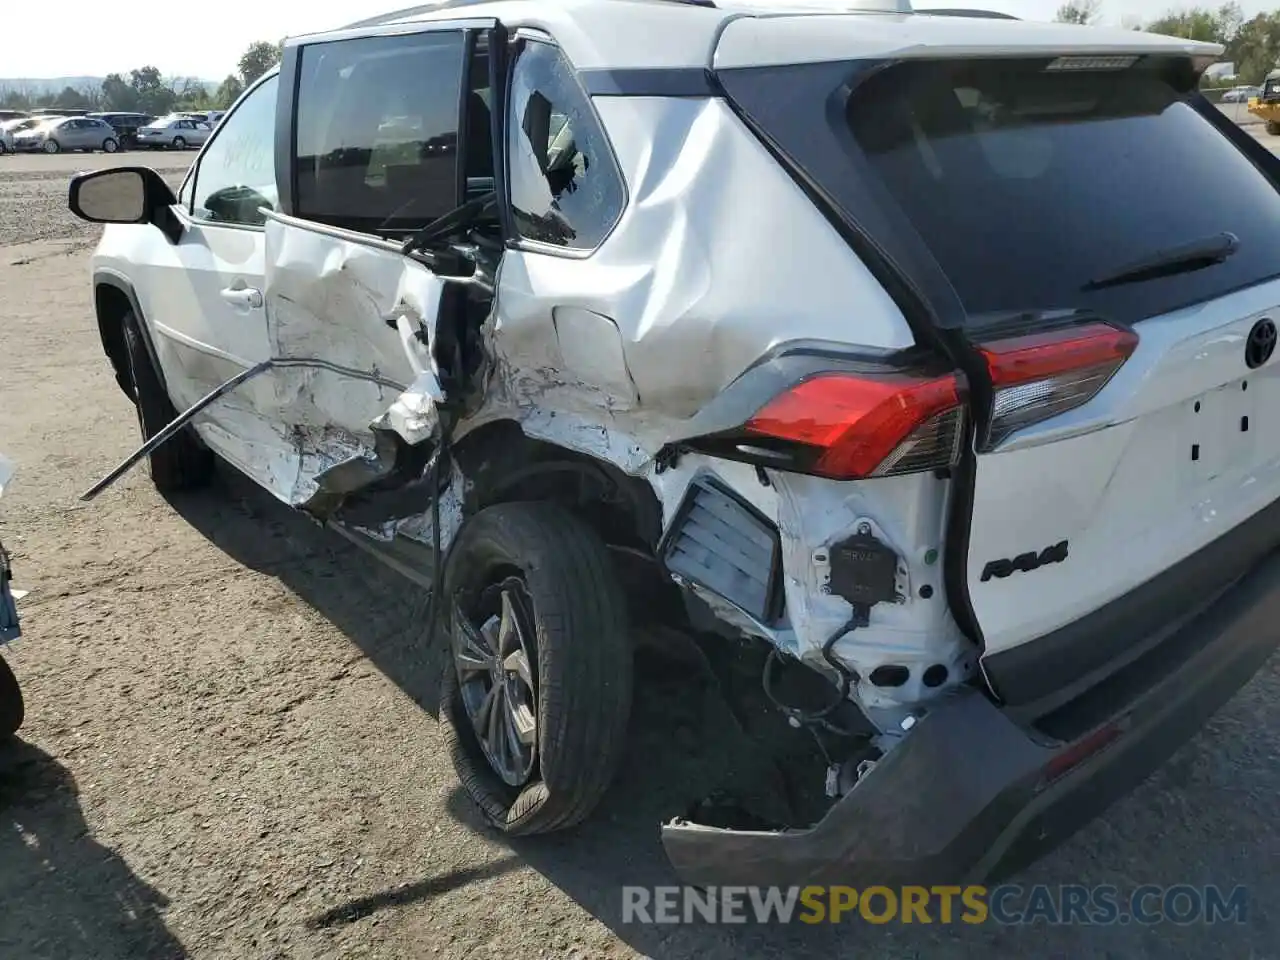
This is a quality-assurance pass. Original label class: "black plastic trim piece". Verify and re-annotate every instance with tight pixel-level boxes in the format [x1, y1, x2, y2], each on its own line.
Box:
[489, 24, 514, 243]
[658, 471, 785, 627]
[455, 29, 480, 210]
[941, 398, 984, 649]
[275, 48, 300, 217]
[577, 67, 718, 98]
[984, 493, 1280, 708]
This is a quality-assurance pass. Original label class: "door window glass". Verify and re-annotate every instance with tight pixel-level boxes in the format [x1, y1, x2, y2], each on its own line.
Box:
[293, 30, 466, 233]
[191, 74, 279, 226]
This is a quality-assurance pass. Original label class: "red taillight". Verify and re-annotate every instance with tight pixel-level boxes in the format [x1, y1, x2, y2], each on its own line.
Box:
[1040, 721, 1123, 788]
[743, 372, 965, 480]
[978, 323, 1138, 447]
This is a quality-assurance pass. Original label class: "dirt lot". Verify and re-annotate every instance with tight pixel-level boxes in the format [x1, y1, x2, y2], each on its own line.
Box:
[2, 149, 1280, 960]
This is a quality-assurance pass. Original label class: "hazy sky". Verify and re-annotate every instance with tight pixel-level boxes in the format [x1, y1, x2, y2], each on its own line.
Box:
[3, 0, 1270, 80]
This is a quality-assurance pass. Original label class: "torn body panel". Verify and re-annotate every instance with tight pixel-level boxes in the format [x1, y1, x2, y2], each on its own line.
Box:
[254, 215, 456, 508]
[88, 92, 965, 732]
[446, 95, 968, 722]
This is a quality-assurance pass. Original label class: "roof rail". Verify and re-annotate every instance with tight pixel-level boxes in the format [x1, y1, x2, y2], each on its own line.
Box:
[343, 0, 497, 30]
[343, 0, 715, 30]
[915, 7, 1020, 18]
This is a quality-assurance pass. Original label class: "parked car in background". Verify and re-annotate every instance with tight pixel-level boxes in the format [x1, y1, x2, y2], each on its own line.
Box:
[0, 109, 29, 123]
[2, 116, 57, 152]
[134, 115, 212, 149]
[206, 110, 226, 126]
[30, 107, 89, 117]
[1, 116, 57, 134]
[13, 116, 119, 153]
[1220, 85, 1261, 103]
[89, 112, 154, 150]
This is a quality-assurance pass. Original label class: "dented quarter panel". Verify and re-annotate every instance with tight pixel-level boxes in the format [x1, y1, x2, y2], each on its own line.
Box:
[457, 96, 965, 711]
[489, 96, 914, 423]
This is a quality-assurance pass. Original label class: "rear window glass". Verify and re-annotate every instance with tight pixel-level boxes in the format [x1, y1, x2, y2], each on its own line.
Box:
[847, 59, 1280, 327]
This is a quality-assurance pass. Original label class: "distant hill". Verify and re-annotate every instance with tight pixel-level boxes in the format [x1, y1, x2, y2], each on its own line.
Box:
[0, 76, 218, 95]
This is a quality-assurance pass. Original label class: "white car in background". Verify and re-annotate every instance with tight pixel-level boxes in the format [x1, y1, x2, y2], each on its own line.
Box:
[134, 115, 213, 150]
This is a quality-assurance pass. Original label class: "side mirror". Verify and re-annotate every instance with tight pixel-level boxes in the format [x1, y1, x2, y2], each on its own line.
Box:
[68, 167, 184, 243]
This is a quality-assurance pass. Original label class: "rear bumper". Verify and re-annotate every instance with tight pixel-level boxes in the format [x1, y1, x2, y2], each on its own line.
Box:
[661, 547, 1280, 887]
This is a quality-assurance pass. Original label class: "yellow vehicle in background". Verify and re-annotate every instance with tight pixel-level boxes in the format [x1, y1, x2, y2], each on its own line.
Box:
[1248, 69, 1280, 134]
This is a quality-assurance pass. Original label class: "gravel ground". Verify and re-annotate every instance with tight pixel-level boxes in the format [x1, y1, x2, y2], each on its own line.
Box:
[2, 149, 1280, 960]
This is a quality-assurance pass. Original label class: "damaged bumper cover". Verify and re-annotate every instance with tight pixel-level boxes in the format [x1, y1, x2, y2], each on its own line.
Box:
[662, 547, 1280, 887]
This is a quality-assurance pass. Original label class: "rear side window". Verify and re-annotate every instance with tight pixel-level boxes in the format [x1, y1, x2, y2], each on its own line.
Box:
[293, 31, 466, 233]
[506, 40, 625, 251]
[846, 59, 1280, 327]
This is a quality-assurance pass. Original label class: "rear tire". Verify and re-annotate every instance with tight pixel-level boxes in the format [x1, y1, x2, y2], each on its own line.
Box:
[103, 137, 118, 153]
[1268, 121, 1280, 136]
[0, 655, 23, 738]
[172, 136, 187, 150]
[120, 309, 214, 492]
[42, 139, 59, 154]
[440, 502, 633, 836]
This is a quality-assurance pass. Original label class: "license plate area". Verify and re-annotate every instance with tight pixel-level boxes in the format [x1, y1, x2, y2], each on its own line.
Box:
[1182, 371, 1280, 493]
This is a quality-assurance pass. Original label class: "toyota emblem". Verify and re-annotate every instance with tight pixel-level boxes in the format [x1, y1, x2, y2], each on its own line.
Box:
[1246, 318, 1277, 369]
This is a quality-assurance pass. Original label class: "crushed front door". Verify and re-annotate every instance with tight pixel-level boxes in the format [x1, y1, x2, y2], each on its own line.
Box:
[259, 213, 451, 509]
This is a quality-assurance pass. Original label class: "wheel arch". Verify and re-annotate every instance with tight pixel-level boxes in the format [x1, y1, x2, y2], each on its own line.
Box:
[92, 271, 167, 400]
[452, 419, 663, 554]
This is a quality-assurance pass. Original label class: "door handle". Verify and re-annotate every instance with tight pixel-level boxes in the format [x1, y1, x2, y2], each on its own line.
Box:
[219, 286, 263, 309]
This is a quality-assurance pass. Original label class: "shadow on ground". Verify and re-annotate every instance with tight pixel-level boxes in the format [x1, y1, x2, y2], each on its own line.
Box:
[0, 739, 187, 959]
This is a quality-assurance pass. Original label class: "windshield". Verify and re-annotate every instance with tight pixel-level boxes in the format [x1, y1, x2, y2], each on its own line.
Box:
[841, 58, 1280, 326]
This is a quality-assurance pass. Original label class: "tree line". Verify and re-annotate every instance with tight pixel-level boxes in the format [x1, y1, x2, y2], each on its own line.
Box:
[1057, 2, 1280, 84]
[9, 7, 1280, 115]
[0, 40, 283, 115]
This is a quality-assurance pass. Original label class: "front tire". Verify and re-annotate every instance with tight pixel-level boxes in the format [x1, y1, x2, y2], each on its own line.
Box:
[103, 137, 118, 153]
[0, 655, 23, 738]
[120, 309, 214, 492]
[1268, 121, 1280, 136]
[172, 136, 187, 150]
[42, 139, 59, 154]
[441, 502, 633, 836]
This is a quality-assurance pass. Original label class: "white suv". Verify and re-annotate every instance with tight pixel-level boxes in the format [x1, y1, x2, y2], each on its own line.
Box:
[68, 0, 1280, 886]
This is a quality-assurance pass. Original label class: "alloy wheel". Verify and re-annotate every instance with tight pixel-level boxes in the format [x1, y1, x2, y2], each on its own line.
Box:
[451, 577, 539, 787]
